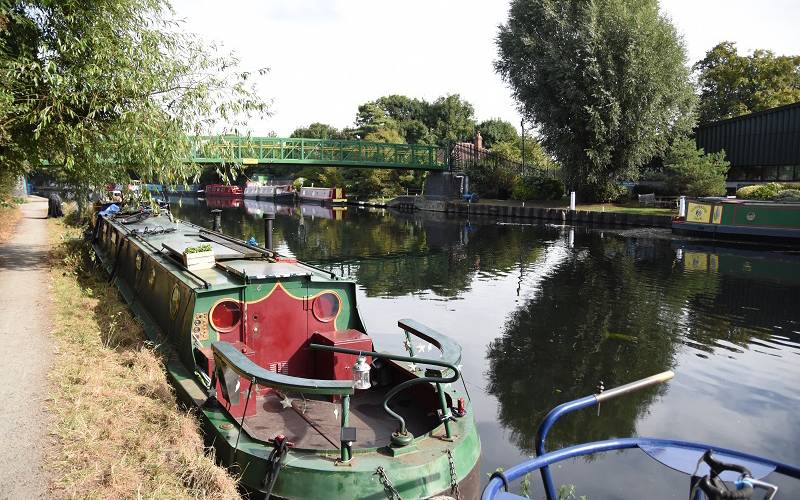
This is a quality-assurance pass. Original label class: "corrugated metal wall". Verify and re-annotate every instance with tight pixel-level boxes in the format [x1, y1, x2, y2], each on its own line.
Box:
[695, 102, 800, 168]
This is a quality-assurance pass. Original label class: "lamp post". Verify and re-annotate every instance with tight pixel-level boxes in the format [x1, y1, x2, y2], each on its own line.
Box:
[520, 119, 526, 176]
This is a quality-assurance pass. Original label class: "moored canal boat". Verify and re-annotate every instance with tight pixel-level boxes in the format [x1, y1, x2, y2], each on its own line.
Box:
[91, 207, 480, 498]
[205, 184, 244, 198]
[244, 183, 296, 202]
[299, 186, 347, 205]
[672, 198, 800, 244]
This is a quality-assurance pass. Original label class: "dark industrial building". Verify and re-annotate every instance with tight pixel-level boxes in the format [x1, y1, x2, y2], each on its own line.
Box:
[695, 101, 800, 187]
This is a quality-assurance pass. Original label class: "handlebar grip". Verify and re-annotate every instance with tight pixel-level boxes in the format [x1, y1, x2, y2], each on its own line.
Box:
[595, 371, 674, 403]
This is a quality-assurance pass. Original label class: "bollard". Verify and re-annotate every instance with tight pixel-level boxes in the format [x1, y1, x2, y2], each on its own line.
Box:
[570, 191, 576, 211]
[263, 212, 275, 250]
[211, 209, 222, 232]
[679, 196, 686, 218]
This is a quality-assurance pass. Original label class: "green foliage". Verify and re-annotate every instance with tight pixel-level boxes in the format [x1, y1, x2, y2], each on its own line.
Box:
[183, 243, 212, 254]
[558, 484, 587, 500]
[496, 0, 696, 201]
[355, 93, 476, 147]
[466, 160, 519, 200]
[512, 176, 564, 201]
[736, 182, 800, 200]
[775, 189, 800, 202]
[491, 136, 559, 173]
[0, 0, 267, 204]
[290, 123, 350, 140]
[477, 118, 519, 149]
[364, 128, 405, 144]
[694, 42, 800, 124]
[664, 136, 729, 196]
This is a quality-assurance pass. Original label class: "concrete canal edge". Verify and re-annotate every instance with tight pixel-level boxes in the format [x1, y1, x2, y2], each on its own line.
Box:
[388, 196, 673, 228]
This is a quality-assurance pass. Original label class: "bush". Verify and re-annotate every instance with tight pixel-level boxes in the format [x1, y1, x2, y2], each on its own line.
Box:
[664, 136, 729, 196]
[512, 176, 564, 201]
[735, 182, 800, 200]
[776, 189, 800, 201]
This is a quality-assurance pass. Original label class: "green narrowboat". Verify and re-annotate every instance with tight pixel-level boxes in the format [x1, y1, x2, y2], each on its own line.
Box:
[91, 207, 480, 499]
[672, 198, 800, 244]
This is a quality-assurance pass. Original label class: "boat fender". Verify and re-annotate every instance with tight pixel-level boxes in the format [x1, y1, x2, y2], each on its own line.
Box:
[262, 434, 293, 496]
[452, 397, 466, 418]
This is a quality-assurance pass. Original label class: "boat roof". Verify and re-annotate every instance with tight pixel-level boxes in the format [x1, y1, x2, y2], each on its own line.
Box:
[102, 212, 335, 291]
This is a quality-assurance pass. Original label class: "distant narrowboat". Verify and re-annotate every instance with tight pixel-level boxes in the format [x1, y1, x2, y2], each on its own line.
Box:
[205, 184, 244, 198]
[299, 187, 347, 205]
[244, 184, 295, 203]
[672, 198, 800, 244]
[91, 208, 480, 498]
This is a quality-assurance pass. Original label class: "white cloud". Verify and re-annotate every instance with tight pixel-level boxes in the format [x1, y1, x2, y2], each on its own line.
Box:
[170, 0, 800, 137]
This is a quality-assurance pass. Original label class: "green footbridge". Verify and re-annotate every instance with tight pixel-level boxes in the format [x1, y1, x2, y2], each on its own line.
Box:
[188, 136, 448, 171]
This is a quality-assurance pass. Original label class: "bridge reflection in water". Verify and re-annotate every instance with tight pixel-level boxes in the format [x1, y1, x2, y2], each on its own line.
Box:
[167, 195, 800, 499]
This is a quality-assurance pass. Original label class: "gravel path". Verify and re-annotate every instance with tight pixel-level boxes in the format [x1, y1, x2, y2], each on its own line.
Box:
[0, 197, 52, 499]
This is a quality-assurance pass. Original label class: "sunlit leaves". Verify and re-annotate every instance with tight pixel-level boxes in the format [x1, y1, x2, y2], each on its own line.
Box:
[0, 0, 269, 197]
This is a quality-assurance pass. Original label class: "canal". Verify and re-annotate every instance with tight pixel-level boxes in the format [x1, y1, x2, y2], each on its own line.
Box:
[170, 196, 800, 499]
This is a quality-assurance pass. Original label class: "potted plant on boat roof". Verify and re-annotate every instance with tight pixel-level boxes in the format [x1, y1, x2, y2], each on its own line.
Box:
[182, 243, 215, 271]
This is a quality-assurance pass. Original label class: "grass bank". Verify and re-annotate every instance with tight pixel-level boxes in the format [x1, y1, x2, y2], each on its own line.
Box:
[0, 197, 24, 243]
[47, 211, 239, 499]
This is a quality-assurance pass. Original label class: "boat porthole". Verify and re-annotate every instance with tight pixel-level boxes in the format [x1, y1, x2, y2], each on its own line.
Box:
[210, 300, 242, 332]
[170, 285, 181, 319]
[148, 267, 156, 288]
[135, 253, 143, 272]
[312, 292, 340, 323]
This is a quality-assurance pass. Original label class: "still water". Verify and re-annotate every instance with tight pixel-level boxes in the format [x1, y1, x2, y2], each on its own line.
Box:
[170, 196, 800, 499]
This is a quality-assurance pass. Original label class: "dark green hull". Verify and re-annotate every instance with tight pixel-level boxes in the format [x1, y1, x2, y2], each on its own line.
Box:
[92, 211, 481, 499]
[673, 199, 800, 245]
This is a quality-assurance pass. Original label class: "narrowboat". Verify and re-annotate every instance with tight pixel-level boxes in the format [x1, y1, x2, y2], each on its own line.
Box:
[672, 198, 800, 244]
[205, 184, 244, 198]
[299, 187, 347, 205]
[91, 207, 480, 499]
[244, 184, 296, 203]
[482, 372, 800, 500]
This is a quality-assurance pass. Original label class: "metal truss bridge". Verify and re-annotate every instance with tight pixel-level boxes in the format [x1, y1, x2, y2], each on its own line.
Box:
[188, 136, 448, 171]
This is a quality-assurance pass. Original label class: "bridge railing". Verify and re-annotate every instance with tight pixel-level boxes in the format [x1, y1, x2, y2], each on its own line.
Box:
[187, 136, 447, 171]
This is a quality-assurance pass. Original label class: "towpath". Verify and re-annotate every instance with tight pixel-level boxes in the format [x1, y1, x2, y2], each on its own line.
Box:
[0, 196, 52, 499]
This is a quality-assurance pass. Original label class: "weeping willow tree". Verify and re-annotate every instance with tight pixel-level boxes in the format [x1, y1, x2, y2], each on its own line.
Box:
[0, 0, 268, 204]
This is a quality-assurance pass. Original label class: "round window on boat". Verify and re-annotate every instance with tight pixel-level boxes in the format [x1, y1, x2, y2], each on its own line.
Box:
[135, 252, 143, 272]
[170, 285, 181, 320]
[148, 267, 156, 288]
[312, 292, 340, 323]
[210, 300, 242, 332]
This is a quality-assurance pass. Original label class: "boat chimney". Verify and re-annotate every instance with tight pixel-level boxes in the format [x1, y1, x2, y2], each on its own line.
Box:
[211, 209, 222, 232]
[263, 213, 274, 250]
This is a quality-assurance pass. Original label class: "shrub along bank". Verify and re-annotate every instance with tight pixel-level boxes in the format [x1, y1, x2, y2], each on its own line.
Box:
[47, 211, 239, 499]
[736, 182, 800, 201]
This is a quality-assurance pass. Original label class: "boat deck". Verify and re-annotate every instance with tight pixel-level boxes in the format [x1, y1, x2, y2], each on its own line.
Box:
[243, 387, 436, 449]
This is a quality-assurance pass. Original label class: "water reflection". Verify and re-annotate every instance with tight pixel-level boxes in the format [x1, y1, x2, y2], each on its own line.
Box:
[487, 234, 800, 455]
[168, 195, 800, 497]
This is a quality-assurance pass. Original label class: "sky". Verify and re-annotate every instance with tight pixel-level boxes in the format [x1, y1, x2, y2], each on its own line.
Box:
[170, 0, 800, 137]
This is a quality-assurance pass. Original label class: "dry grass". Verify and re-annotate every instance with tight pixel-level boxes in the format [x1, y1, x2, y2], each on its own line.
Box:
[47, 211, 240, 499]
[0, 200, 23, 243]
